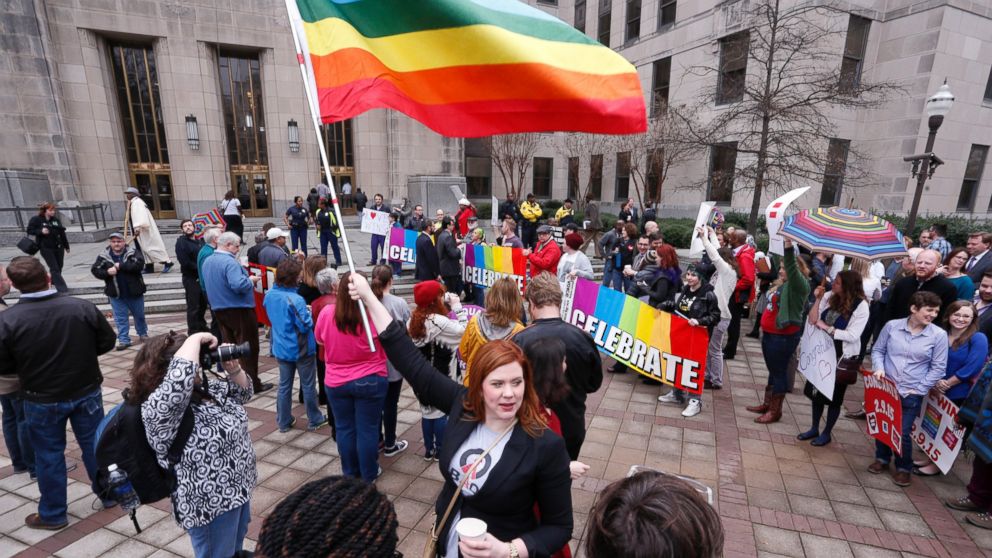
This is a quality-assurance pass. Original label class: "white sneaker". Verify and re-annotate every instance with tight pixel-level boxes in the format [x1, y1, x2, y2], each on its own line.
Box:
[658, 391, 680, 404]
[682, 399, 702, 417]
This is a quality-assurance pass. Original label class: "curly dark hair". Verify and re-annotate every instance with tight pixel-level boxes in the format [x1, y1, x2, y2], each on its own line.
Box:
[126, 331, 186, 405]
[257, 475, 398, 558]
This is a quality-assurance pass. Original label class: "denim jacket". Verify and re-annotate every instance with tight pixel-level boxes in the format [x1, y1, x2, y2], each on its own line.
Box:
[263, 284, 316, 361]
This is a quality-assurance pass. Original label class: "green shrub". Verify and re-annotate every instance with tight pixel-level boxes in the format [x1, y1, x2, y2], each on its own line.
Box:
[475, 202, 492, 220]
[875, 213, 989, 248]
[541, 199, 563, 215]
[659, 223, 694, 248]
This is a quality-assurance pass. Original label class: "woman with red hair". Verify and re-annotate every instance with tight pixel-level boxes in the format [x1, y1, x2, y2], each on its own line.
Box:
[26, 203, 69, 292]
[347, 273, 572, 558]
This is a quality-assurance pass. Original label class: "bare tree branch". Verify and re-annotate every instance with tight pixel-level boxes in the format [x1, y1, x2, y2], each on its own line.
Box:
[485, 133, 540, 200]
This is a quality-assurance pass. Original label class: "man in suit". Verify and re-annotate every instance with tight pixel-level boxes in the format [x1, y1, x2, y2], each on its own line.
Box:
[966, 232, 992, 283]
[414, 220, 440, 281]
[975, 272, 992, 340]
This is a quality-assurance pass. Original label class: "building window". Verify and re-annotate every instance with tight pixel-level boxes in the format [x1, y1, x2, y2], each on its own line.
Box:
[219, 51, 271, 216]
[574, 0, 586, 33]
[820, 139, 850, 206]
[320, 120, 354, 168]
[625, 0, 641, 43]
[839, 15, 870, 92]
[537, 0, 558, 4]
[984, 67, 992, 103]
[533, 157, 553, 198]
[717, 32, 749, 105]
[708, 142, 737, 203]
[568, 157, 580, 200]
[658, 0, 676, 28]
[615, 152, 631, 200]
[958, 144, 988, 211]
[597, 0, 611, 46]
[590, 154, 604, 199]
[465, 138, 492, 197]
[645, 148, 663, 202]
[651, 57, 671, 115]
[109, 43, 175, 217]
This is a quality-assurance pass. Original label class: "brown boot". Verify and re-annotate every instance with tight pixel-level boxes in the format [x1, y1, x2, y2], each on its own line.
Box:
[746, 386, 772, 414]
[755, 393, 785, 424]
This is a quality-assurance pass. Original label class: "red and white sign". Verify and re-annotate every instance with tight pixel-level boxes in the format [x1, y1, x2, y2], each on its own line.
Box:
[360, 208, 391, 236]
[911, 392, 965, 474]
[863, 372, 903, 455]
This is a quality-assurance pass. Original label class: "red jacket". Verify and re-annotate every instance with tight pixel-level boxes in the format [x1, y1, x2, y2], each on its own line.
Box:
[529, 238, 562, 277]
[455, 206, 477, 237]
[733, 244, 756, 302]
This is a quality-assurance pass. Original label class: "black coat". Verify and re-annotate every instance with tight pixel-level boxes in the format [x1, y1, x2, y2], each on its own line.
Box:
[0, 292, 115, 403]
[436, 229, 461, 278]
[660, 283, 722, 333]
[884, 273, 958, 323]
[513, 318, 603, 461]
[499, 199, 522, 223]
[415, 232, 440, 280]
[648, 272, 682, 309]
[27, 215, 69, 251]
[378, 321, 573, 558]
[175, 235, 203, 278]
[91, 246, 146, 298]
[968, 251, 992, 283]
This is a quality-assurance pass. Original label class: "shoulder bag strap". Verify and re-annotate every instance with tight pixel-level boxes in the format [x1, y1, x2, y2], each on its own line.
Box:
[166, 404, 196, 467]
[431, 419, 517, 542]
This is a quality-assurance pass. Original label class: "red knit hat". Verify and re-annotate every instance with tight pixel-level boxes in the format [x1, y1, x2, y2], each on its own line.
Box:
[413, 280, 444, 307]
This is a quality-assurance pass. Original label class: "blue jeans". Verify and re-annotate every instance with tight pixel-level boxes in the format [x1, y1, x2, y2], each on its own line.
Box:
[187, 501, 251, 558]
[381, 379, 403, 448]
[0, 393, 33, 473]
[109, 295, 148, 344]
[319, 231, 341, 266]
[277, 356, 325, 431]
[371, 234, 386, 263]
[290, 226, 308, 255]
[875, 394, 924, 472]
[22, 389, 103, 524]
[326, 375, 387, 482]
[601, 266, 615, 287]
[422, 416, 448, 454]
[761, 331, 802, 394]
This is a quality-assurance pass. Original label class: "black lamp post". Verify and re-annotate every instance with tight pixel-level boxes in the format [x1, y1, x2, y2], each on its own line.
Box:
[903, 82, 954, 236]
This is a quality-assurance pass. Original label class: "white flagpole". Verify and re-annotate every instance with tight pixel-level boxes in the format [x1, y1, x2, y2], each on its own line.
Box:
[285, 0, 375, 351]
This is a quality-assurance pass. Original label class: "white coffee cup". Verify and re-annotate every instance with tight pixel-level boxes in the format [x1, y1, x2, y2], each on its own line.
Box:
[455, 517, 488, 541]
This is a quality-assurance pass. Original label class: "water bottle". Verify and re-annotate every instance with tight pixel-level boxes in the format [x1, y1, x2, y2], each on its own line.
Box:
[107, 464, 140, 512]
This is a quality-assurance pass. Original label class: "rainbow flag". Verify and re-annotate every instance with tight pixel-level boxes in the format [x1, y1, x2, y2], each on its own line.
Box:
[287, 0, 647, 137]
[463, 244, 527, 290]
[562, 278, 710, 393]
[387, 227, 419, 264]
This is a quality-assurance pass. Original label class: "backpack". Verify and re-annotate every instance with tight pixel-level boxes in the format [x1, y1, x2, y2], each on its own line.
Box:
[94, 390, 195, 507]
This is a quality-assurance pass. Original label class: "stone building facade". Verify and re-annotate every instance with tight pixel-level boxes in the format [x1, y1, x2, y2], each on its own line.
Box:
[1, 0, 991, 220]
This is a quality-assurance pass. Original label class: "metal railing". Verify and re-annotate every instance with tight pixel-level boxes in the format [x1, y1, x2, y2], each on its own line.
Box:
[0, 204, 108, 232]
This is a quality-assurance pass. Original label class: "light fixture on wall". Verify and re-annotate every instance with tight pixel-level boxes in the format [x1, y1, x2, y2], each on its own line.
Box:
[288, 119, 300, 153]
[185, 115, 199, 150]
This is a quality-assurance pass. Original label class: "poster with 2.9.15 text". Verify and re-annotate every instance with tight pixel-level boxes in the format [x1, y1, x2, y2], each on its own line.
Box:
[863, 372, 903, 455]
[910, 391, 965, 474]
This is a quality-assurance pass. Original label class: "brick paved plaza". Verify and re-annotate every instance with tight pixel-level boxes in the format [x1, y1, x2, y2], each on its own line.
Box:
[1, 311, 991, 558]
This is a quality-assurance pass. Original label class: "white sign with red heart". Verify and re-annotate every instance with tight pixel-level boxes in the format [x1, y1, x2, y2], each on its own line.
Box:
[360, 208, 391, 236]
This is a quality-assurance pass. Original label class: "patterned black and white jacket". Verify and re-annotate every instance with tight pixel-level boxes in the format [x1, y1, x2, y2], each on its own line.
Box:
[141, 357, 256, 529]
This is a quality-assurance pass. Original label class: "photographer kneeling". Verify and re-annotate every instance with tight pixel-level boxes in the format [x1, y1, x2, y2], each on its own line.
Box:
[131, 331, 256, 558]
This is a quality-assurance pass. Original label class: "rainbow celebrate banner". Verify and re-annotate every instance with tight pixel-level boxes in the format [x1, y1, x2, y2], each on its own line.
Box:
[387, 228, 418, 264]
[463, 244, 527, 290]
[561, 278, 710, 394]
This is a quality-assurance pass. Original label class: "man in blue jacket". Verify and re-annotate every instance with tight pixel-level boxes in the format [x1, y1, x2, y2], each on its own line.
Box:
[263, 258, 326, 433]
[202, 232, 272, 393]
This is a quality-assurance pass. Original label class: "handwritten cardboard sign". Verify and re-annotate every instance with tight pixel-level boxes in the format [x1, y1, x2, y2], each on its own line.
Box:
[797, 324, 837, 400]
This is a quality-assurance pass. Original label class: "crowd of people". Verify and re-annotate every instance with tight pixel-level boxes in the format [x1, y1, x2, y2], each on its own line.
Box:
[10, 185, 992, 557]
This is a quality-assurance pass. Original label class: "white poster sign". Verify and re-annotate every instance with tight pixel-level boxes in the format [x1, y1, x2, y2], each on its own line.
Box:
[360, 208, 390, 236]
[765, 187, 810, 256]
[688, 202, 716, 258]
[911, 392, 966, 475]
[797, 323, 837, 401]
[491, 195, 499, 227]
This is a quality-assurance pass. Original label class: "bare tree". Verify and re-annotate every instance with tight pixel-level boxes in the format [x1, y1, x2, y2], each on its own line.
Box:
[675, 0, 904, 233]
[557, 133, 611, 206]
[610, 102, 701, 210]
[486, 133, 539, 200]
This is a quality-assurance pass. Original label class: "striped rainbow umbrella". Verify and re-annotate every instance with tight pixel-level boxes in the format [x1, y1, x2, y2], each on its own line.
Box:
[779, 207, 906, 260]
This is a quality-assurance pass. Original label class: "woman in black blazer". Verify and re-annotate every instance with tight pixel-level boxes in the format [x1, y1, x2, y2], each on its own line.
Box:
[26, 202, 69, 292]
[348, 273, 573, 558]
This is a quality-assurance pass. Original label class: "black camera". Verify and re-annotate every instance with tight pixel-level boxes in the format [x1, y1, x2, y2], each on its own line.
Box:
[199, 342, 251, 371]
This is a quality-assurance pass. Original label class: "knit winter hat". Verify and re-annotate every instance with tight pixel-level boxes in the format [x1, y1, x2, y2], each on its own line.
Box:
[565, 232, 583, 250]
[413, 280, 444, 307]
